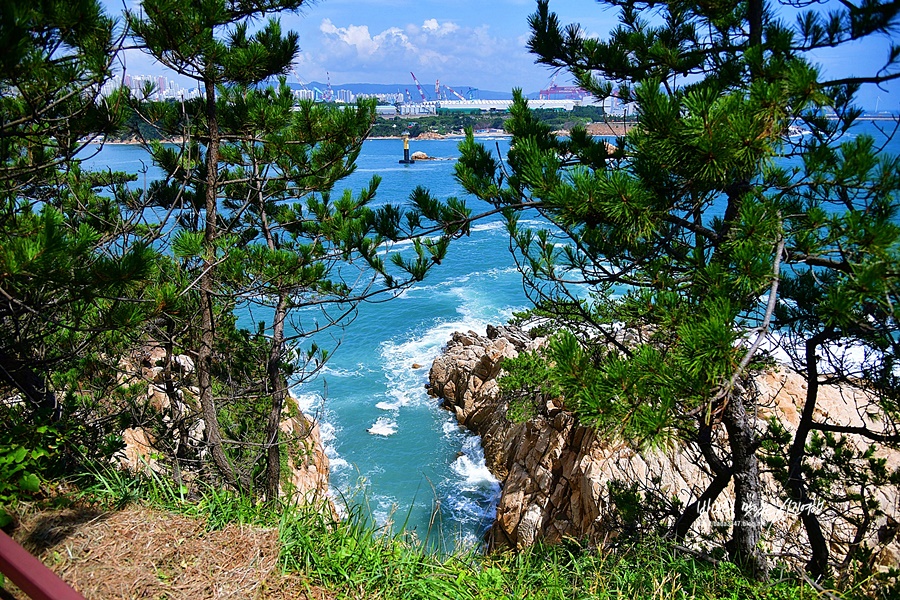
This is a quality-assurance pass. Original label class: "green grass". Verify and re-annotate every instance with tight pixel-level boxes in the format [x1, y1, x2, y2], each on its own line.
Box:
[71, 468, 854, 600]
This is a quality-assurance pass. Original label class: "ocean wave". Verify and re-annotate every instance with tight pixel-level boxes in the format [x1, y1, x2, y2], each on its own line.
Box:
[374, 400, 400, 411]
[329, 456, 350, 471]
[394, 266, 521, 304]
[314, 416, 352, 476]
[440, 431, 501, 531]
[319, 364, 365, 378]
[451, 454, 499, 490]
[451, 435, 501, 490]
[442, 419, 462, 437]
[289, 391, 323, 415]
[470, 221, 507, 233]
[367, 416, 398, 436]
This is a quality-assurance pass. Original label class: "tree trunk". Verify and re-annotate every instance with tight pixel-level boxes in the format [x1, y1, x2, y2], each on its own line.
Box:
[787, 332, 831, 579]
[264, 294, 289, 502]
[673, 423, 733, 540]
[722, 391, 770, 579]
[196, 75, 240, 490]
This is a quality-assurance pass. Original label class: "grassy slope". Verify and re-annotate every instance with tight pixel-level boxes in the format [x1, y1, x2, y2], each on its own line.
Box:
[1, 471, 843, 600]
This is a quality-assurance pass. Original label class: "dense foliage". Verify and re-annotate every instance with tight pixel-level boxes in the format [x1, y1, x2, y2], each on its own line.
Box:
[459, 0, 900, 584]
[0, 0, 160, 524]
[1, 0, 471, 514]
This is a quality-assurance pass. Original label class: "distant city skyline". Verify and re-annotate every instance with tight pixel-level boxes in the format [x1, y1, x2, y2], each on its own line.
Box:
[104, 0, 898, 111]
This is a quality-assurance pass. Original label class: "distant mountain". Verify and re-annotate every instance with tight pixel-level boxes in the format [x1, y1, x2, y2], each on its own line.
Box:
[285, 81, 529, 101]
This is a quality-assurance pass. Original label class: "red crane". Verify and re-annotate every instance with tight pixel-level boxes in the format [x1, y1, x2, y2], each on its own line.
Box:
[410, 72, 428, 102]
[443, 84, 467, 101]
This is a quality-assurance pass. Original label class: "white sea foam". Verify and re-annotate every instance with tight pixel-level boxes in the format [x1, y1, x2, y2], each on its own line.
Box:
[319, 365, 362, 378]
[372, 495, 399, 529]
[367, 416, 398, 436]
[451, 454, 498, 489]
[470, 221, 507, 233]
[329, 456, 350, 471]
[442, 419, 462, 437]
[437, 430, 501, 533]
[311, 412, 351, 474]
[289, 391, 321, 415]
[452, 436, 501, 491]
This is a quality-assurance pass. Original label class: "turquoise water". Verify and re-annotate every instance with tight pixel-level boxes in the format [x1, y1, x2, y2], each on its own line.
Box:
[82, 120, 900, 551]
[287, 138, 525, 550]
[83, 136, 526, 550]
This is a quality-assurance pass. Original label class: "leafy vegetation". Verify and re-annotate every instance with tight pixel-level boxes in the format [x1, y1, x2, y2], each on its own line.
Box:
[3, 0, 900, 597]
[457, 0, 900, 583]
[2, 0, 471, 509]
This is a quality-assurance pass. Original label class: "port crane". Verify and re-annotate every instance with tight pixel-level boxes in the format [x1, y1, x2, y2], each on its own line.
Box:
[442, 84, 467, 101]
[409, 72, 428, 102]
[324, 71, 334, 102]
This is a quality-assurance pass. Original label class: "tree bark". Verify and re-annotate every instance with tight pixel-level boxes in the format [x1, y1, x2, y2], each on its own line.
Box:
[787, 332, 831, 579]
[722, 391, 770, 579]
[196, 75, 241, 490]
[264, 294, 289, 502]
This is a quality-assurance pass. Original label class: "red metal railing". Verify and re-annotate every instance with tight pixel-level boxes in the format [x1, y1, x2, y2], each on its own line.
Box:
[0, 530, 85, 600]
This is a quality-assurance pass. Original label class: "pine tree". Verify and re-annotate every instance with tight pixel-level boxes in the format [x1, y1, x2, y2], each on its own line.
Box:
[457, 0, 900, 580]
[1, 0, 154, 419]
[1, 0, 162, 516]
[127, 0, 470, 498]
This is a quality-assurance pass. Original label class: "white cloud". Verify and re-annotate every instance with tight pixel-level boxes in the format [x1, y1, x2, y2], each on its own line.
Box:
[319, 18, 415, 59]
[421, 19, 459, 36]
[311, 16, 538, 91]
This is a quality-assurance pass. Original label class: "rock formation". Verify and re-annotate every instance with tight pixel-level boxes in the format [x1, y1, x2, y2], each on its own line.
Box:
[117, 343, 330, 504]
[428, 325, 900, 571]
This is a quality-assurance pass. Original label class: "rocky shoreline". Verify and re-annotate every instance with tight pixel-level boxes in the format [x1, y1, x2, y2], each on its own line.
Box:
[428, 325, 900, 570]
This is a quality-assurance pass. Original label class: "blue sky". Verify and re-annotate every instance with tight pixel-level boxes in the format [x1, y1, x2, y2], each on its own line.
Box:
[107, 0, 898, 110]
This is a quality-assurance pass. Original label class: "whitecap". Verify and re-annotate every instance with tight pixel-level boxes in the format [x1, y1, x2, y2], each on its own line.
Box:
[442, 419, 462, 437]
[375, 399, 402, 411]
[319, 365, 361, 378]
[367, 416, 398, 436]
[470, 221, 507, 233]
[451, 449, 501, 490]
[329, 456, 350, 471]
[289, 391, 321, 414]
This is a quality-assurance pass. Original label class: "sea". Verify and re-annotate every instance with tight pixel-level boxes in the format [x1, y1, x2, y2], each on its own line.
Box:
[84, 135, 524, 551]
[281, 137, 525, 551]
[82, 119, 900, 553]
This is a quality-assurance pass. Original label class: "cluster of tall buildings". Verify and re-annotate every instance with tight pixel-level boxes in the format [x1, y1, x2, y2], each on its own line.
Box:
[100, 74, 201, 100]
[291, 88, 405, 105]
[103, 73, 403, 105]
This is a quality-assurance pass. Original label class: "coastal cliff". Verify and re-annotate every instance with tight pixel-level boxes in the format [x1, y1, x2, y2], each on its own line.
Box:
[428, 325, 900, 568]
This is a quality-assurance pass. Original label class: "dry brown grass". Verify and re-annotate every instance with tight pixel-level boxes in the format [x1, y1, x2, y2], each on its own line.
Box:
[3, 506, 333, 600]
